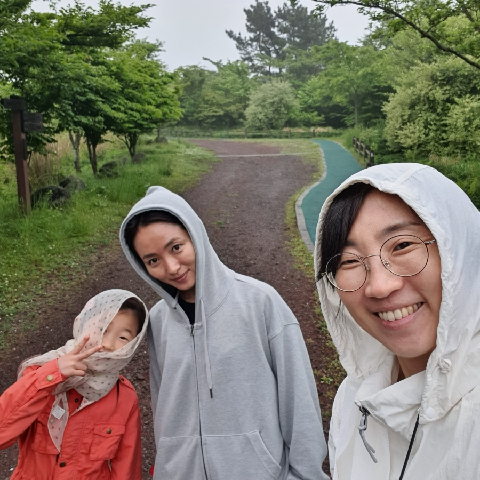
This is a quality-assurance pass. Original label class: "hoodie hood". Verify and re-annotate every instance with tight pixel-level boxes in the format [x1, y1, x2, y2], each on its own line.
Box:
[120, 187, 236, 397]
[315, 163, 480, 424]
[120, 186, 235, 316]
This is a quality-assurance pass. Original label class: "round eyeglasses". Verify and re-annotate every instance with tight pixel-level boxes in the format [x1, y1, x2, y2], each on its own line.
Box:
[324, 235, 437, 292]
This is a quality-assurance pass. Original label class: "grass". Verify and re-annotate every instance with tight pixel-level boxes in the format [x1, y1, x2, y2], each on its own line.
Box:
[0, 134, 218, 351]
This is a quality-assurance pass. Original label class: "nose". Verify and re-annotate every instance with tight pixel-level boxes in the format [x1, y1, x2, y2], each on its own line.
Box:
[165, 255, 180, 274]
[102, 336, 114, 352]
[364, 256, 404, 298]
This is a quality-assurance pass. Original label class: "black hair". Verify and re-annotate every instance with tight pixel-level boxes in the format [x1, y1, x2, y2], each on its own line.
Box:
[124, 210, 186, 273]
[119, 297, 147, 335]
[317, 182, 374, 284]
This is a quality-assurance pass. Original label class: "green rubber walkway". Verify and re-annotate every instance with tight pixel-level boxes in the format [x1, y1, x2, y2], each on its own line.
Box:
[297, 140, 362, 250]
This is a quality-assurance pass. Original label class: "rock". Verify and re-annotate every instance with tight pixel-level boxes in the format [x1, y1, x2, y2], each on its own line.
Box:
[132, 153, 147, 164]
[98, 161, 120, 178]
[59, 175, 86, 194]
[154, 136, 168, 144]
[31, 186, 70, 208]
[136, 373, 146, 381]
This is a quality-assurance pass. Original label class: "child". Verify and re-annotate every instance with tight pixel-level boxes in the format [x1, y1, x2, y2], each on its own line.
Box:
[0, 289, 148, 480]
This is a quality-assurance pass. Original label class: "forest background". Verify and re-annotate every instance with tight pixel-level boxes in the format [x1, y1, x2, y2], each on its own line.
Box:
[2, 0, 480, 200]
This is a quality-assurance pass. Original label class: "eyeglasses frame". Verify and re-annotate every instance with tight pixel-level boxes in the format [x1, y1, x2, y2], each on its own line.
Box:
[323, 235, 437, 292]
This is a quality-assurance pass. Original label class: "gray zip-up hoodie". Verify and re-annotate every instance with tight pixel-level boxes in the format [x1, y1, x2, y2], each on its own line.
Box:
[119, 187, 328, 480]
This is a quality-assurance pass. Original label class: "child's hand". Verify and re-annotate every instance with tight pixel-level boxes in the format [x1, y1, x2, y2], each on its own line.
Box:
[57, 335, 103, 378]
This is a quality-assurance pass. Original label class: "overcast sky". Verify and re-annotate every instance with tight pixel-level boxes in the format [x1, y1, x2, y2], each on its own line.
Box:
[34, 0, 371, 71]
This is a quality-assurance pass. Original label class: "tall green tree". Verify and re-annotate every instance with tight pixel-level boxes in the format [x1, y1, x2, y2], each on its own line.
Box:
[108, 40, 181, 160]
[300, 41, 391, 127]
[226, 1, 285, 75]
[307, 0, 480, 70]
[275, 2, 336, 50]
[176, 61, 252, 128]
[227, 1, 335, 76]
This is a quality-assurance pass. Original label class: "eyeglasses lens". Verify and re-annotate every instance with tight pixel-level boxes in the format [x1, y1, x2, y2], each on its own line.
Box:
[326, 235, 429, 292]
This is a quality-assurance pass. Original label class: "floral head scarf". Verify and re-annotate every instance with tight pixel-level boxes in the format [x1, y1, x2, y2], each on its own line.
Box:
[18, 289, 149, 451]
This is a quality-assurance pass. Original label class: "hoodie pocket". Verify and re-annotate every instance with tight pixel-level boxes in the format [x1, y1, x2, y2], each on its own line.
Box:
[89, 423, 125, 460]
[204, 431, 282, 480]
[155, 435, 206, 480]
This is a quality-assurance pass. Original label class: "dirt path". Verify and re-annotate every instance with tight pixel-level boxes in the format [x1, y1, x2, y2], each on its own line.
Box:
[0, 139, 335, 478]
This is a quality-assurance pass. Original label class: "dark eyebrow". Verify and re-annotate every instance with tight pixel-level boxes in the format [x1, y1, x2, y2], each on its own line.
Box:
[345, 220, 426, 247]
[141, 237, 182, 260]
[379, 220, 425, 238]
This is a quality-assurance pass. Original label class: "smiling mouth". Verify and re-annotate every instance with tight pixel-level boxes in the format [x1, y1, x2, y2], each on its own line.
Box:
[172, 272, 188, 282]
[377, 302, 423, 322]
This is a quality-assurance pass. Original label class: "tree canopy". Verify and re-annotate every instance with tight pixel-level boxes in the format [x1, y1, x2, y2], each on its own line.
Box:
[226, 1, 336, 75]
[307, 0, 480, 70]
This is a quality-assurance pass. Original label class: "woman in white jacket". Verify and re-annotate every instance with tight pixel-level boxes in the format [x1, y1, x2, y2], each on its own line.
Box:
[314, 163, 480, 480]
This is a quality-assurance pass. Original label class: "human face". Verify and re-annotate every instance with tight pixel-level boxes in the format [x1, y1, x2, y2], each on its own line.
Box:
[133, 222, 196, 302]
[102, 310, 139, 352]
[336, 190, 442, 374]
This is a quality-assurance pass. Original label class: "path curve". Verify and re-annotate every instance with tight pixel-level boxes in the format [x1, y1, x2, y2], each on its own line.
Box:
[296, 140, 362, 252]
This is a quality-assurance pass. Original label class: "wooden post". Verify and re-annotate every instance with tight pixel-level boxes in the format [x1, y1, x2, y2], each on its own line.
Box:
[244, 130, 247, 139]
[12, 109, 30, 214]
[1, 96, 31, 214]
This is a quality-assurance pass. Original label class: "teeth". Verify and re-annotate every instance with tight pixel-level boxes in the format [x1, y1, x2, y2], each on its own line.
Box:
[379, 303, 422, 322]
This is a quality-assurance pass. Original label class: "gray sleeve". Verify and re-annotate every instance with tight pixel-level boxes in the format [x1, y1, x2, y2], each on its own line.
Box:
[269, 323, 329, 480]
[147, 321, 162, 416]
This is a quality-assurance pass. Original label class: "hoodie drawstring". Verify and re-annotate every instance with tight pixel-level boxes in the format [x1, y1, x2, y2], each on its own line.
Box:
[201, 299, 213, 398]
[173, 291, 180, 308]
[358, 407, 378, 463]
[399, 414, 420, 480]
[358, 407, 420, 478]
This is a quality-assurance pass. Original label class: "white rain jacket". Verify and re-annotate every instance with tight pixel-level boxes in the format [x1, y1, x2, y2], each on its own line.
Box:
[314, 163, 480, 480]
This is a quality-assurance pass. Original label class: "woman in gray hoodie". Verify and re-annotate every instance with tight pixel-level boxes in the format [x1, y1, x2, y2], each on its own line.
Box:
[120, 186, 328, 480]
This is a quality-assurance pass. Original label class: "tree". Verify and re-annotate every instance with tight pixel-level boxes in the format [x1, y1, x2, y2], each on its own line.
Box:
[108, 40, 181, 160]
[244, 79, 299, 130]
[304, 41, 391, 127]
[176, 61, 252, 129]
[275, 2, 336, 50]
[383, 56, 480, 157]
[226, 1, 285, 75]
[227, 1, 335, 76]
[307, 0, 480, 71]
[55, 0, 153, 51]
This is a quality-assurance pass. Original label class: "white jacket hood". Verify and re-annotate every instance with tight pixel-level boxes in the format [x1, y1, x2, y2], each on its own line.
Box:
[315, 163, 480, 425]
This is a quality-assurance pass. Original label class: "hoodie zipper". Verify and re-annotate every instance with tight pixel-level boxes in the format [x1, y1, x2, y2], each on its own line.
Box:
[191, 323, 210, 480]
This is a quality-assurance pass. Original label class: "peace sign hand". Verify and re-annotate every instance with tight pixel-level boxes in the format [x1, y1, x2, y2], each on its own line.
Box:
[57, 335, 103, 378]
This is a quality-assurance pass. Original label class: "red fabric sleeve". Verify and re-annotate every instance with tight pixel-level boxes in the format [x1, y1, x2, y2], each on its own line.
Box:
[0, 360, 67, 450]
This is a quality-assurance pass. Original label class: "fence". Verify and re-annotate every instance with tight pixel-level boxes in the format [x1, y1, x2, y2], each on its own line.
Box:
[162, 127, 341, 140]
[353, 137, 374, 168]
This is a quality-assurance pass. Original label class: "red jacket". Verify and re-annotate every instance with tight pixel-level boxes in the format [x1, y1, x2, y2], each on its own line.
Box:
[0, 359, 142, 480]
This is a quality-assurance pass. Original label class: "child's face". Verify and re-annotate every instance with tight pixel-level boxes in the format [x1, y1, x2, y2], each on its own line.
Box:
[101, 310, 139, 352]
